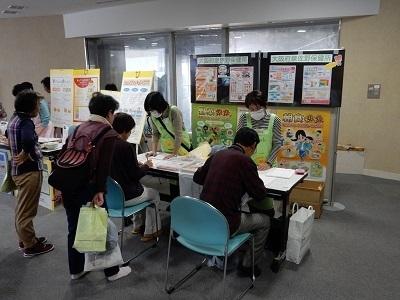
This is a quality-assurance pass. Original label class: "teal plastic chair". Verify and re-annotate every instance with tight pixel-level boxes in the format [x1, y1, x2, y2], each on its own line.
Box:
[106, 177, 158, 263]
[165, 196, 255, 299]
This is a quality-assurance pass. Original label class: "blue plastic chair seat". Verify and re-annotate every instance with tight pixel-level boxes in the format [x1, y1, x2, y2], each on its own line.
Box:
[108, 201, 152, 218]
[176, 232, 251, 257]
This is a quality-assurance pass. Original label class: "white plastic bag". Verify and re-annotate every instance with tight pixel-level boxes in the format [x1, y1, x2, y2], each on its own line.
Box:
[286, 204, 315, 264]
[84, 245, 123, 271]
[84, 219, 123, 271]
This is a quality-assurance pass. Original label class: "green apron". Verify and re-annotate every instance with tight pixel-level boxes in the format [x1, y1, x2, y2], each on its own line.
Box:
[151, 105, 191, 156]
[245, 112, 276, 211]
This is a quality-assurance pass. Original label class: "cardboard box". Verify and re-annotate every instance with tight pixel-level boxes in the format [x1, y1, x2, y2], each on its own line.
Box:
[289, 180, 325, 218]
[39, 157, 57, 210]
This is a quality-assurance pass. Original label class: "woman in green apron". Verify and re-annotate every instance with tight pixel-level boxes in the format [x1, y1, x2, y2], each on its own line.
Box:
[237, 90, 283, 213]
[145, 92, 191, 159]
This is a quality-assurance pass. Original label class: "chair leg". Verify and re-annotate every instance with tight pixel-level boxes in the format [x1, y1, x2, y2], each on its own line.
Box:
[123, 204, 159, 264]
[165, 232, 208, 296]
[164, 228, 173, 292]
[222, 252, 228, 300]
[237, 236, 255, 299]
[120, 217, 124, 253]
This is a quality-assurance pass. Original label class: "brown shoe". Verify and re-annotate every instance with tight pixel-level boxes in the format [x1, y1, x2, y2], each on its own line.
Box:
[140, 230, 162, 242]
[23, 242, 54, 258]
[18, 237, 47, 250]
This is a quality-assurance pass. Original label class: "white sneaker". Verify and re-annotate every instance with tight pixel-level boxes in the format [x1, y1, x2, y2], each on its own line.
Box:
[107, 266, 132, 282]
[71, 271, 89, 280]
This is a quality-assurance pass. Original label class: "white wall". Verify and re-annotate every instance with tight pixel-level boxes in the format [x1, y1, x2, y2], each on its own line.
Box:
[64, 0, 380, 37]
[0, 15, 85, 117]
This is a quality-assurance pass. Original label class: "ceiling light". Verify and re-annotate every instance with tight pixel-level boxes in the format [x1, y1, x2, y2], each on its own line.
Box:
[8, 5, 24, 10]
[233, 36, 242, 39]
[124, 45, 129, 48]
[297, 29, 307, 33]
[110, 54, 115, 57]
[1, 10, 19, 14]
[138, 37, 146, 41]
[151, 42, 158, 46]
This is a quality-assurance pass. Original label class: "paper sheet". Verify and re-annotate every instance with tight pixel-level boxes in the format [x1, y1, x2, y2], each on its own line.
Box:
[262, 168, 295, 179]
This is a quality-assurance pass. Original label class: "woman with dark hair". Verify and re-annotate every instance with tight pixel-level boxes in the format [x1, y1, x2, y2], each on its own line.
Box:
[12, 82, 52, 137]
[111, 113, 161, 241]
[144, 91, 191, 159]
[237, 90, 283, 214]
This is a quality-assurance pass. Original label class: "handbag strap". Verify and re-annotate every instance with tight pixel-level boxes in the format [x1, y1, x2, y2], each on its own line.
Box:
[157, 118, 191, 152]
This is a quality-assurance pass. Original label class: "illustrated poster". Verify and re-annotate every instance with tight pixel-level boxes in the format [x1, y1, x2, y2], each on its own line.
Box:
[229, 66, 254, 103]
[73, 69, 100, 122]
[195, 67, 217, 102]
[192, 104, 237, 148]
[50, 69, 74, 127]
[267, 65, 296, 103]
[120, 71, 154, 144]
[302, 65, 332, 105]
[274, 108, 331, 181]
[39, 157, 55, 210]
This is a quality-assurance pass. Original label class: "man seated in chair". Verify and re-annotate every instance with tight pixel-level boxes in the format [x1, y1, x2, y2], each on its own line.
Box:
[110, 112, 162, 242]
[193, 127, 273, 277]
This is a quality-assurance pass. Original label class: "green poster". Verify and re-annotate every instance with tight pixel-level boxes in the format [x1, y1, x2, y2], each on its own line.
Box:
[192, 104, 237, 148]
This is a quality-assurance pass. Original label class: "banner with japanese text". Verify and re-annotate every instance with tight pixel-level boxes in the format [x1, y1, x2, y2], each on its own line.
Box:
[273, 108, 331, 181]
[120, 71, 154, 144]
[192, 104, 237, 148]
[73, 69, 100, 122]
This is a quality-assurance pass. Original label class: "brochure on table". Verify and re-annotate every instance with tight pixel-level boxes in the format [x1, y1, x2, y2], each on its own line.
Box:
[120, 71, 155, 145]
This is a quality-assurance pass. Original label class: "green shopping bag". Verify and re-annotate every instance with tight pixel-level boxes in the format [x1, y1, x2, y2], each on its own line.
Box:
[73, 205, 108, 253]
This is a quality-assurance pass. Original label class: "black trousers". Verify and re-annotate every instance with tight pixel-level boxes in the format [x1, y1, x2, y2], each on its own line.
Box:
[64, 186, 119, 277]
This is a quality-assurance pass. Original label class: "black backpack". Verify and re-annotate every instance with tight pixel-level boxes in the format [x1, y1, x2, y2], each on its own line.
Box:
[48, 124, 111, 194]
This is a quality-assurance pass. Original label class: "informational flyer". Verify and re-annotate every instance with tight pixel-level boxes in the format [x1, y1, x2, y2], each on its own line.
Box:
[73, 69, 100, 122]
[229, 66, 254, 103]
[195, 67, 217, 102]
[302, 65, 332, 105]
[0, 150, 8, 188]
[39, 157, 55, 210]
[50, 69, 74, 127]
[120, 71, 154, 144]
[274, 108, 331, 180]
[192, 104, 237, 148]
[267, 65, 296, 103]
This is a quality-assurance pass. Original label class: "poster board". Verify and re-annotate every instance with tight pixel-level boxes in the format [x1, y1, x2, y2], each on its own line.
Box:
[262, 50, 345, 107]
[50, 69, 74, 127]
[192, 104, 237, 148]
[272, 107, 331, 181]
[190, 53, 258, 104]
[51, 69, 100, 127]
[120, 71, 154, 144]
[0, 150, 8, 187]
[73, 69, 100, 122]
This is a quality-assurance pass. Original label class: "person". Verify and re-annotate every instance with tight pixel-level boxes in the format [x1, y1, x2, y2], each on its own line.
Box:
[144, 91, 191, 159]
[237, 90, 282, 214]
[110, 112, 162, 241]
[41, 76, 51, 94]
[61, 93, 131, 281]
[6, 90, 54, 257]
[12, 82, 52, 137]
[193, 127, 272, 277]
[105, 83, 118, 91]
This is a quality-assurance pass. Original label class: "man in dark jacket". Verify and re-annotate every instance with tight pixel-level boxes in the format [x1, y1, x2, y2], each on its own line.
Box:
[193, 127, 272, 277]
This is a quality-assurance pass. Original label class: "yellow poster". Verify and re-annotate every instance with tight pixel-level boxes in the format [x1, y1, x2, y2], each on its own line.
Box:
[273, 108, 331, 181]
[39, 157, 56, 211]
[73, 69, 100, 122]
